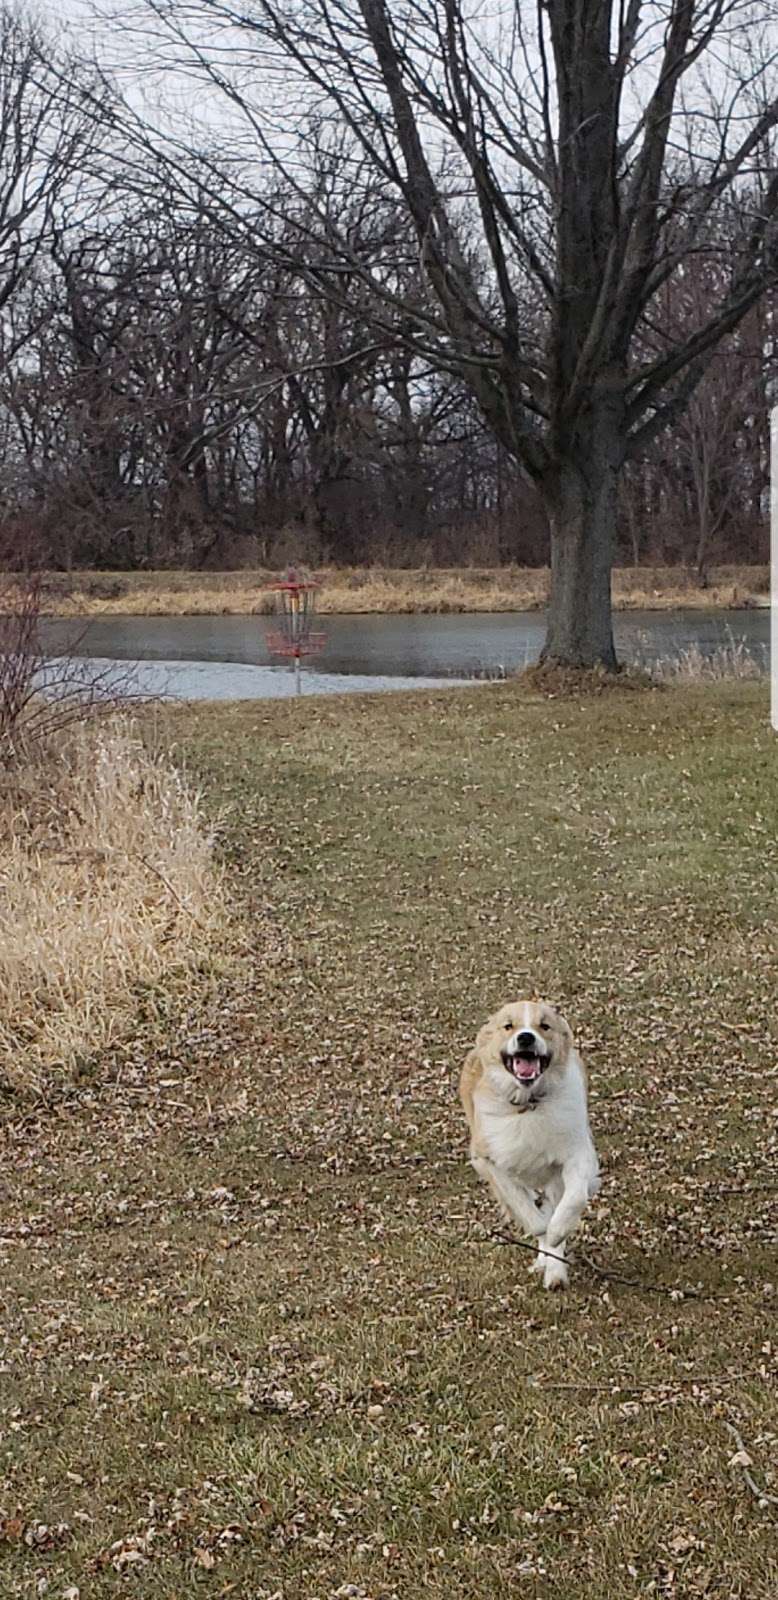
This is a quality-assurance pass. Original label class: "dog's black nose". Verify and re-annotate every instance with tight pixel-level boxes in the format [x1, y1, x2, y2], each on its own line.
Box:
[516, 1030, 536, 1050]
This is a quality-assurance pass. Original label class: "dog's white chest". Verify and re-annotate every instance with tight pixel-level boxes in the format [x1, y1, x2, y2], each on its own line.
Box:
[481, 1105, 562, 1185]
[477, 1066, 591, 1185]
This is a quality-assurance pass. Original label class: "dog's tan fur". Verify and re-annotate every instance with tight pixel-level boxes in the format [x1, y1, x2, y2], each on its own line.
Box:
[460, 998, 599, 1290]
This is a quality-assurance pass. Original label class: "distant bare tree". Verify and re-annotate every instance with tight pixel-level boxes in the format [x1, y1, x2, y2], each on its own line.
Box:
[619, 236, 773, 572]
[0, 4, 109, 568]
[0, 5, 100, 348]
[670, 302, 769, 580]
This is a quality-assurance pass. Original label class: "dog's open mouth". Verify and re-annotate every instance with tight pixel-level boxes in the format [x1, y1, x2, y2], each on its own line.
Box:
[503, 1050, 546, 1084]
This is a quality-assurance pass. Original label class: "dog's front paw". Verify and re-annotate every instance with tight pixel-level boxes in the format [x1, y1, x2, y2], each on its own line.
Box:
[542, 1256, 569, 1291]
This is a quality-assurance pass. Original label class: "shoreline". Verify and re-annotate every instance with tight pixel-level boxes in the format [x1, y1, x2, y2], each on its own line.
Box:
[8, 563, 770, 618]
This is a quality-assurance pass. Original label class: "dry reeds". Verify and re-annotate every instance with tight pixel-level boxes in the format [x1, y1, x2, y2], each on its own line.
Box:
[27, 563, 768, 618]
[0, 720, 223, 1088]
[652, 636, 767, 682]
[612, 564, 769, 612]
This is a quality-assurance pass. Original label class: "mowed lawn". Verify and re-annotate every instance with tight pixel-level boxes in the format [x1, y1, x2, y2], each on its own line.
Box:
[1, 680, 777, 1598]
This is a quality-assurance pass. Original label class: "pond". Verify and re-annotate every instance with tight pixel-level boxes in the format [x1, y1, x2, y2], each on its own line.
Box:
[39, 608, 769, 699]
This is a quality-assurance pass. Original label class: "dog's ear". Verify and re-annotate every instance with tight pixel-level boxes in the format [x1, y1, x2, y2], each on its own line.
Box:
[475, 1011, 504, 1052]
[475, 1019, 492, 1051]
[459, 1046, 483, 1127]
[553, 1007, 573, 1041]
[536, 997, 573, 1041]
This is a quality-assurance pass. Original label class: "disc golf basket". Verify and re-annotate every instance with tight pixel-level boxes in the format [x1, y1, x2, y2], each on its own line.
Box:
[265, 567, 325, 694]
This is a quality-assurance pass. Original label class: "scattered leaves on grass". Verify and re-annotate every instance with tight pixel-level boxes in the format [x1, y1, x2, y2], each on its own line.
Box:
[0, 683, 776, 1598]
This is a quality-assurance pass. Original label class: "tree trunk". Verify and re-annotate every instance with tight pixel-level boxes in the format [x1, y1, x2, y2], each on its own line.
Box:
[695, 513, 711, 587]
[540, 412, 621, 670]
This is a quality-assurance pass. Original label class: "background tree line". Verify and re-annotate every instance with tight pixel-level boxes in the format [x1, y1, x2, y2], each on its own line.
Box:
[3, 191, 771, 573]
[0, 0, 773, 585]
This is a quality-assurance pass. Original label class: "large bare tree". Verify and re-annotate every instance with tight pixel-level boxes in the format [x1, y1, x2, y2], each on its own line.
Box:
[118, 0, 778, 665]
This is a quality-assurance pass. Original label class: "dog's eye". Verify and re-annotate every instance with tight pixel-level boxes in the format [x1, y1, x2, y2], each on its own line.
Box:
[539, 1022, 551, 1032]
[504, 1021, 513, 1031]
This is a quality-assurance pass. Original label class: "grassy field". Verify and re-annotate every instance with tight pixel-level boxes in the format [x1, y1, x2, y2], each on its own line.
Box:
[1, 679, 777, 1598]
[27, 562, 771, 616]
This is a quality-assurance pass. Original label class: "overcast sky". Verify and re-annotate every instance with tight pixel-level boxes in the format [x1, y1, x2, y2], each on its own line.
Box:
[51, 0, 208, 124]
[44, 0, 778, 187]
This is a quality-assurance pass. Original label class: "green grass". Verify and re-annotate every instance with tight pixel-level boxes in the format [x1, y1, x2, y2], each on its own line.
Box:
[1, 679, 777, 1597]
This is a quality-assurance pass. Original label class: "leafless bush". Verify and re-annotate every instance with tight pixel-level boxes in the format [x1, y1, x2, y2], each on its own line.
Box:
[0, 566, 42, 753]
[0, 565, 149, 765]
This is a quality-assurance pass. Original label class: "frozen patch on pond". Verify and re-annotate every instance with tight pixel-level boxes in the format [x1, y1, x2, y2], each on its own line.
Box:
[40, 656, 472, 702]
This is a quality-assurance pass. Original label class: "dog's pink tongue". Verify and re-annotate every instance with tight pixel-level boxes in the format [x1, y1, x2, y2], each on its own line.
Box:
[515, 1060, 537, 1081]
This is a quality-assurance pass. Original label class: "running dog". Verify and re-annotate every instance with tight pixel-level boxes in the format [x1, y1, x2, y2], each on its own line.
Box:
[460, 999, 600, 1289]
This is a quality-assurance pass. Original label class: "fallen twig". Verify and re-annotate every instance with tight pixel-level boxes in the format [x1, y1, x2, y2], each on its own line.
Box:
[528, 1374, 744, 1392]
[131, 850, 212, 932]
[725, 1422, 778, 1511]
[488, 1228, 718, 1298]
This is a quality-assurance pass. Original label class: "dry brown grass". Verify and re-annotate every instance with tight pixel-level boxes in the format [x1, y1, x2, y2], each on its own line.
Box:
[612, 564, 770, 612]
[24, 562, 772, 616]
[653, 636, 768, 681]
[318, 565, 552, 613]
[0, 719, 223, 1089]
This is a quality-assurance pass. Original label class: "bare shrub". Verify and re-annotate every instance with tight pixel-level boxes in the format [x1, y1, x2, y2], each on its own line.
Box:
[0, 566, 42, 753]
[0, 720, 223, 1089]
[0, 565, 148, 765]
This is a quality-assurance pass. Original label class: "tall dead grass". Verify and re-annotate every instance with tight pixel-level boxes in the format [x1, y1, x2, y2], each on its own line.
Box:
[0, 719, 222, 1089]
[28, 563, 770, 617]
[652, 637, 767, 681]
